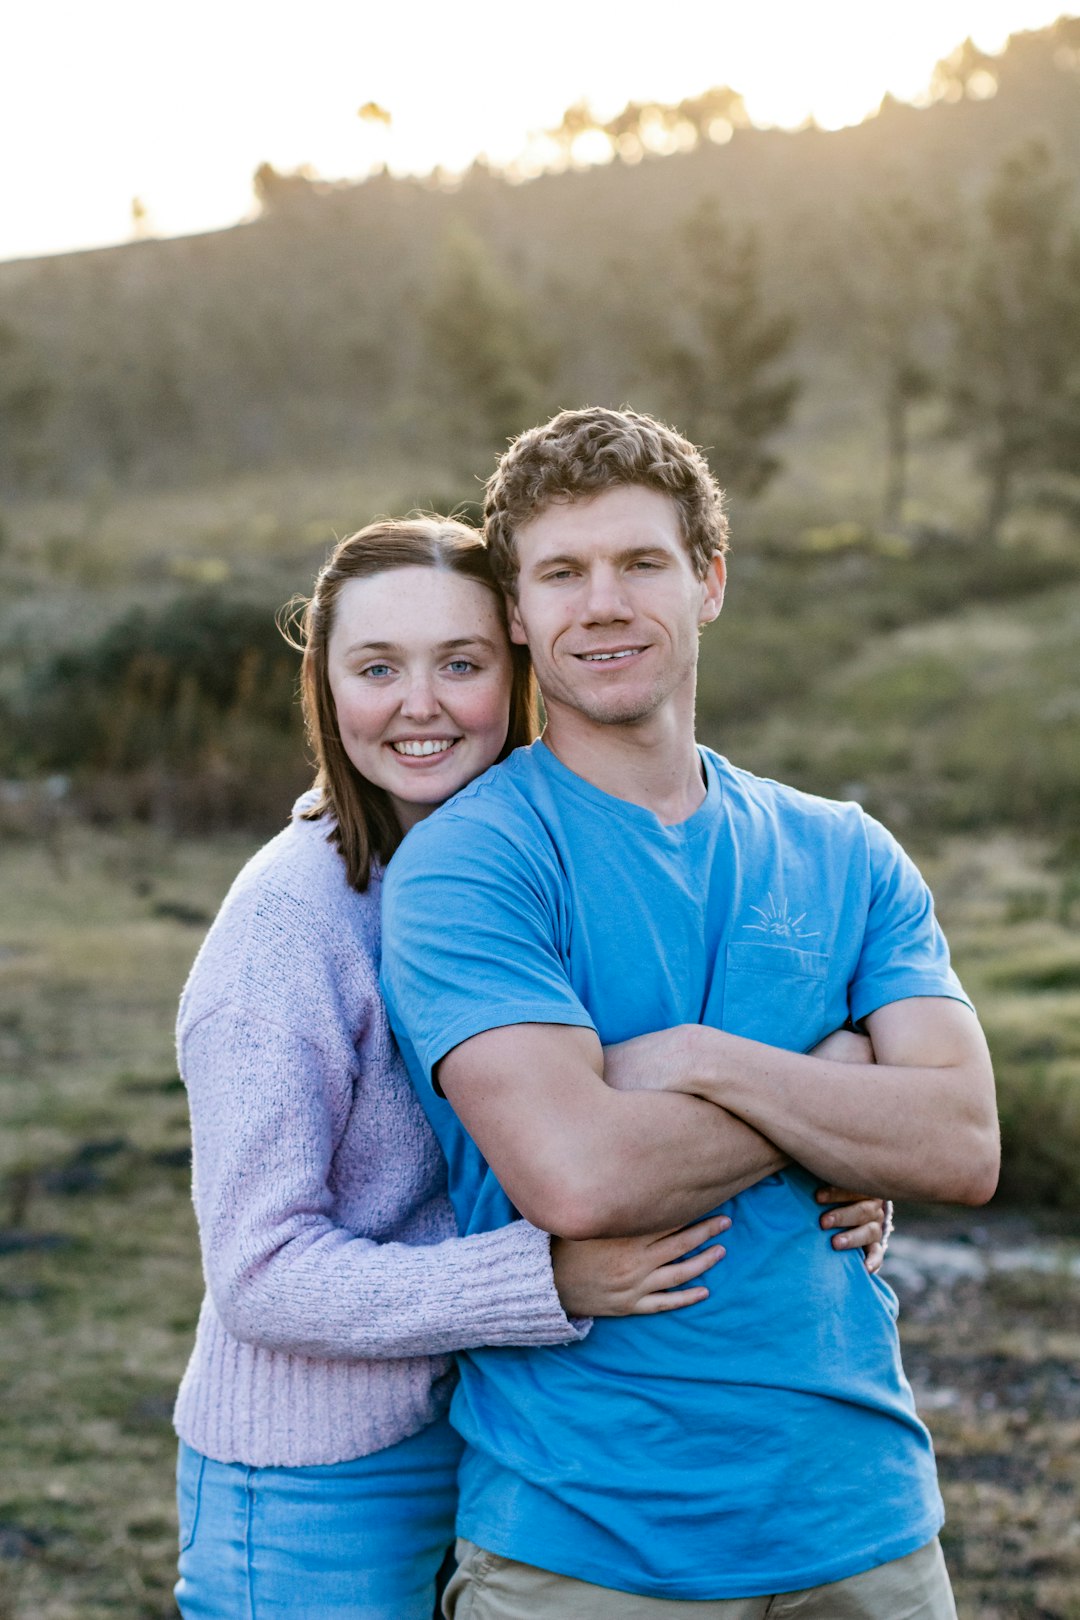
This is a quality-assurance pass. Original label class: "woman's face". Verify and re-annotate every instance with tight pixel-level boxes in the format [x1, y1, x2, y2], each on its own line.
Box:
[326, 566, 514, 831]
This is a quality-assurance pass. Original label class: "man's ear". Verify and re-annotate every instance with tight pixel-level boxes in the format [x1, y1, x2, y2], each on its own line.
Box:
[698, 554, 726, 626]
[507, 594, 528, 645]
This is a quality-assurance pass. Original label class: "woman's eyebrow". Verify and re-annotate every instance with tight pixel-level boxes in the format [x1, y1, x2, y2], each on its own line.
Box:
[340, 635, 499, 656]
[341, 640, 399, 655]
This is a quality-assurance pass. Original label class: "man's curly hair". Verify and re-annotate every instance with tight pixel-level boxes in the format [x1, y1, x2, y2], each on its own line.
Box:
[483, 406, 729, 594]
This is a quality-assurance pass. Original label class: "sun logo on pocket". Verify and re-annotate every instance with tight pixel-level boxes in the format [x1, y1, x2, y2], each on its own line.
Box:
[744, 893, 820, 940]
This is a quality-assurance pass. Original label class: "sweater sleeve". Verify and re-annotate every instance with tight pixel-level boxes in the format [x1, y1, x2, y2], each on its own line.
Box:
[180, 1006, 589, 1360]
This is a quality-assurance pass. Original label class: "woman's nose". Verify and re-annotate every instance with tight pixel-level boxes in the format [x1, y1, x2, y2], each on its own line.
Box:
[400, 673, 439, 720]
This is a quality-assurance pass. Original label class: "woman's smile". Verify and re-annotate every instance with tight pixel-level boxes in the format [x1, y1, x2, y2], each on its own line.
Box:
[327, 567, 514, 828]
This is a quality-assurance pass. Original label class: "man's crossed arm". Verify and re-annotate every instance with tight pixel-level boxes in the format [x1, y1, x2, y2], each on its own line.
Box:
[438, 998, 999, 1241]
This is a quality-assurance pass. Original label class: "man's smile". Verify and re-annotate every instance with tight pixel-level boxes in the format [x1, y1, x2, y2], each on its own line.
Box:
[575, 647, 647, 663]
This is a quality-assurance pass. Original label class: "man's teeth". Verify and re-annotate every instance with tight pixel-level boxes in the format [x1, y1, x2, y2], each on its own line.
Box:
[391, 739, 456, 756]
[582, 649, 640, 662]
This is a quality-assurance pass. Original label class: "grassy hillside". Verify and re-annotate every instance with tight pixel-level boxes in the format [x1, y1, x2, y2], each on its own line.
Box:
[716, 574, 1080, 840]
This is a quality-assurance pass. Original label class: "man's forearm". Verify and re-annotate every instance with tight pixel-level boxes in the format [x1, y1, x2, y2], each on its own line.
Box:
[564, 1089, 786, 1237]
[439, 1024, 786, 1241]
[671, 1007, 998, 1204]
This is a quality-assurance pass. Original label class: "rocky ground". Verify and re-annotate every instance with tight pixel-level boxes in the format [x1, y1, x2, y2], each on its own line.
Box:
[891, 1211, 1080, 1619]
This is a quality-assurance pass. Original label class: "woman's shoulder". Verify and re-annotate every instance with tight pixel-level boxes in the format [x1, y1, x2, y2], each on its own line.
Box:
[178, 795, 381, 1038]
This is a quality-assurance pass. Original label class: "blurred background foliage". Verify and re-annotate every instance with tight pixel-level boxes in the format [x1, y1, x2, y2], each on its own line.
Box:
[1, 16, 1079, 1221]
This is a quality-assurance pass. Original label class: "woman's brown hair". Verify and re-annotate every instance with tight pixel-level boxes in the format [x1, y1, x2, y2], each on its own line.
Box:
[281, 516, 537, 891]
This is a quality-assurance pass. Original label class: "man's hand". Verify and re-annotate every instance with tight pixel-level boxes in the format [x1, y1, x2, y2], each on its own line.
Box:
[603, 1026, 702, 1096]
[807, 1028, 874, 1067]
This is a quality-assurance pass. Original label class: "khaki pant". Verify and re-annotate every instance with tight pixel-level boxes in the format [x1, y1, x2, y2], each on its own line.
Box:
[443, 1536, 957, 1620]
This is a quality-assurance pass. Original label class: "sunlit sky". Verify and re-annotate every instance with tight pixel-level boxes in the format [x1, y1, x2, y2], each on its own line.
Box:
[3, 0, 1076, 263]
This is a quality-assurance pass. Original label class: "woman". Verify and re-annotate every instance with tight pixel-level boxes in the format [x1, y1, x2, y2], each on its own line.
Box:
[173, 517, 885, 1620]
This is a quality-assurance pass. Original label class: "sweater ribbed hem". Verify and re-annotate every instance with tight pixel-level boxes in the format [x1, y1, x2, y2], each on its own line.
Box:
[173, 1224, 588, 1468]
[173, 1301, 455, 1467]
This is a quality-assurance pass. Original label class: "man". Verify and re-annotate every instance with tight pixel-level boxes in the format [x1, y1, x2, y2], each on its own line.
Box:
[381, 407, 998, 1617]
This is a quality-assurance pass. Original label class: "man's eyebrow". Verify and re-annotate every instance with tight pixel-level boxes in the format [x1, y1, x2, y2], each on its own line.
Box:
[529, 552, 580, 572]
[530, 543, 670, 571]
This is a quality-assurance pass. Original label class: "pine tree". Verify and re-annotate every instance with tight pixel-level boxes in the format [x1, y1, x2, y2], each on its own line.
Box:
[849, 190, 953, 528]
[423, 223, 552, 466]
[948, 141, 1080, 540]
[659, 202, 800, 497]
[0, 321, 53, 495]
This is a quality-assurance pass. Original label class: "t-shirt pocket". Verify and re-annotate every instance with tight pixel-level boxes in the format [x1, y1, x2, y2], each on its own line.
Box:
[722, 940, 829, 1048]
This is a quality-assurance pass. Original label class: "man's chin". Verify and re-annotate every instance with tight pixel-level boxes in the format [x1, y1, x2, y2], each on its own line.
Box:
[574, 691, 665, 727]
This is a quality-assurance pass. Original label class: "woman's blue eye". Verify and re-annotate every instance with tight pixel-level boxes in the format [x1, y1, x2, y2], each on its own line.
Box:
[447, 659, 475, 675]
[362, 663, 393, 679]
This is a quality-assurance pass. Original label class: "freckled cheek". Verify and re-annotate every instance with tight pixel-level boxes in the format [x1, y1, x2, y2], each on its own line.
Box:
[456, 683, 512, 750]
[334, 692, 393, 745]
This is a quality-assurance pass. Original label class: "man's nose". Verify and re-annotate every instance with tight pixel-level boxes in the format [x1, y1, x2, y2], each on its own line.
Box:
[399, 672, 440, 720]
[582, 566, 631, 622]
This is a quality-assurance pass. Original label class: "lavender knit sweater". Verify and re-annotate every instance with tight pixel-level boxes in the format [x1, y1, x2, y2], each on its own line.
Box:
[173, 796, 585, 1468]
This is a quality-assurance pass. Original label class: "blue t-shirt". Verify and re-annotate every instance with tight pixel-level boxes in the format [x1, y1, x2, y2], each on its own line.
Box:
[381, 742, 968, 1599]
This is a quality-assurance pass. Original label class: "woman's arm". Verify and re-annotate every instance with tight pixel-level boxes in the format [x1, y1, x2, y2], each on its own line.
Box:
[182, 1004, 586, 1359]
[181, 1005, 729, 1360]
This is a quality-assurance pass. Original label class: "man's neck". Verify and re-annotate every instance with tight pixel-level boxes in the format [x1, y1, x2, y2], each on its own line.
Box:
[542, 703, 707, 826]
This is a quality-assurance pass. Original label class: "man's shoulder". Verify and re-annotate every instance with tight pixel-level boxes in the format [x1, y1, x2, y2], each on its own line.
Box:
[415, 746, 551, 833]
[710, 750, 869, 837]
[386, 747, 552, 886]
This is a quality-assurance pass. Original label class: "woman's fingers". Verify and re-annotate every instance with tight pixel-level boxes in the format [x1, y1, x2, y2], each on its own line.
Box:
[648, 1214, 731, 1264]
[648, 1243, 726, 1292]
[634, 1235, 727, 1314]
[634, 1285, 712, 1315]
[829, 1220, 882, 1251]
[821, 1197, 884, 1230]
[864, 1240, 885, 1275]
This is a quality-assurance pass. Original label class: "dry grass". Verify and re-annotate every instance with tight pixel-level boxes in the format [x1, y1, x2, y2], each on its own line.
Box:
[0, 826, 259, 1619]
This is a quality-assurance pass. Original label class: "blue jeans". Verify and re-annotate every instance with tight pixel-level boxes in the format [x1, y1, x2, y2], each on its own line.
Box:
[175, 1419, 463, 1619]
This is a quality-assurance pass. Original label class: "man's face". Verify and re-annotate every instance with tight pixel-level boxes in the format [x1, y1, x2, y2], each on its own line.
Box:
[508, 485, 725, 731]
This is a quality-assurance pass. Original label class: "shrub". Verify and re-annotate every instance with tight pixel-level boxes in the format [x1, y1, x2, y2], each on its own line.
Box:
[995, 1065, 1080, 1208]
[6, 592, 308, 831]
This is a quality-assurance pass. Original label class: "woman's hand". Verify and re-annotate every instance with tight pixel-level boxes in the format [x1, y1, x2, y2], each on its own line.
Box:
[815, 1186, 892, 1275]
[550, 1214, 731, 1318]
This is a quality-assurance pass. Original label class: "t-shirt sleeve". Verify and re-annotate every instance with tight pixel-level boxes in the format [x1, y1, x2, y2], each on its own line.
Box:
[381, 810, 596, 1089]
[848, 812, 972, 1025]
